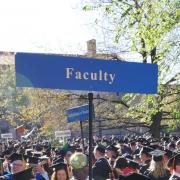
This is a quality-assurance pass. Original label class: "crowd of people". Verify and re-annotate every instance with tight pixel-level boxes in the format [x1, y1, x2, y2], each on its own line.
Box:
[0, 134, 180, 180]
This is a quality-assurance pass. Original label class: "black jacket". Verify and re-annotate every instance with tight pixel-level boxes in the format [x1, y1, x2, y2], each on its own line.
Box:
[92, 157, 111, 180]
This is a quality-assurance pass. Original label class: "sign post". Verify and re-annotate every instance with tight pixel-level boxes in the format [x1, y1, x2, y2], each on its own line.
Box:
[79, 121, 85, 153]
[88, 93, 93, 180]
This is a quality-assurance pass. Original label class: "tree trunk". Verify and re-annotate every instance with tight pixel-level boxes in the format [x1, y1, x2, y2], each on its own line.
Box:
[150, 111, 162, 138]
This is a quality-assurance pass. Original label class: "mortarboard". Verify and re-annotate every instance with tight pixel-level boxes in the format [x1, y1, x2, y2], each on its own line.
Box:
[164, 149, 173, 158]
[32, 151, 42, 158]
[50, 162, 68, 171]
[39, 155, 49, 161]
[8, 153, 23, 163]
[127, 159, 140, 170]
[25, 149, 33, 156]
[139, 146, 154, 156]
[12, 168, 33, 180]
[148, 149, 166, 162]
[94, 144, 105, 154]
[106, 145, 118, 153]
[53, 157, 64, 164]
[114, 156, 128, 169]
[27, 156, 39, 164]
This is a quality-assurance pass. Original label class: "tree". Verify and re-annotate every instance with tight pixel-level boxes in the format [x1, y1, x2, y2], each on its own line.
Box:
[83, 0, 180, 138]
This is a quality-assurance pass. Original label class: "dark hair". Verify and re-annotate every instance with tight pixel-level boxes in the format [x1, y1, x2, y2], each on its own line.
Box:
[51, 168, 69, 180]
[114, 156, 128, 169]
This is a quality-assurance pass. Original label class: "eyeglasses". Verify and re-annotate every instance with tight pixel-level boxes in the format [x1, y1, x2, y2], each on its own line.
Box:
[11, 163, 23, 167]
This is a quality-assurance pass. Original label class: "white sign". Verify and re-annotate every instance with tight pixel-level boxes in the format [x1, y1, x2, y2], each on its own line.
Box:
[55, 130, 71, 138]
[1, 133, 13, 139]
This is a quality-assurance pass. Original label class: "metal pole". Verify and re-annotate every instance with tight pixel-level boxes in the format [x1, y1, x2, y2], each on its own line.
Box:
[88, 93, 93, 180]
[80, 121, 85, 153]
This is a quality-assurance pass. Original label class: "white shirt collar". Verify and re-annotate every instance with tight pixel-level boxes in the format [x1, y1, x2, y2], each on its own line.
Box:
[172, 171, 180, 178]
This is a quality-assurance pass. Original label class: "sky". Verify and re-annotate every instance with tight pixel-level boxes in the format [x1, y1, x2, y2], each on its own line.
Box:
[0, 0, 99, 54]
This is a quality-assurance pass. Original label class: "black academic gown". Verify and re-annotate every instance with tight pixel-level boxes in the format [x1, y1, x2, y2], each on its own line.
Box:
[92, 157, 111, 180]
[119, 173, 151, 180]
[140, 159, 151, 175]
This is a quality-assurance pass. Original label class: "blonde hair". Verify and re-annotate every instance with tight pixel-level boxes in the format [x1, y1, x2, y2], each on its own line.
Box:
[148, 160, 167, 178]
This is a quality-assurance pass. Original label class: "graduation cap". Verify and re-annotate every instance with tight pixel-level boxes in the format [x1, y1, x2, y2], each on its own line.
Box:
[39, 155, 49, 161]
[8, 153, 23, 163]
[54, 157, 64, 164]
[32, 151, 42, 158]
[94, 144, 105, 154]
[164, 149, 173, 158]
[25, 149, 33, 156]
[27, 156, 40, 164]
[1, 149, 13, 157]
[167, 153, 180, 170]
[12, 168, 33, 180]
[139, 146, 154, 156]
[127, 159, 140, 170]
[106, 145, 118, 153]
[50, 162, 68, 171]
[149, 149, 166, 162]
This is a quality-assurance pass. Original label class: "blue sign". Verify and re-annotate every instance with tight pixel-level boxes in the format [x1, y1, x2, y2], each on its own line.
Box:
[15, 53, 158, 94]
[66, 104, 89, 123]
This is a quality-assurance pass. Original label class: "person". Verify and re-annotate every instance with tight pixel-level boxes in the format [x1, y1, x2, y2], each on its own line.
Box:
[105, 145, 118, 167]
[129, 141, 140, 156]
[113, 156, 129, 176]
[139, 146, 153, 175]
[50, 163, 69, 180]
[92, 145, 112, 180]
[27, 156, 48, 180]
[176, 140, 180, 151]
[144, 149, 170, 180]
[114, 156, 150, 180]
[69, 153, 89, 180]
[117, 140, 131, 155]
[168, 153, 180, 180]
[0, 153, 26, 180]
[11, 167, 35, 180]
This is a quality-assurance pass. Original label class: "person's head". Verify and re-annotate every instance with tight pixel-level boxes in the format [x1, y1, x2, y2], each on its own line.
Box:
[27, 156, 40, 174]
[167, 153, 180, 174]
[176, 140, 180, 150]
[133, 154, 142, 165]
[105, 145, 118, 159]
[148, 150, 167, 178]
[65, 151, 72, 164]
[127, 159, 140, 173]
[167, 142, 175, 151]
[139, 147, 152, 163]
[9, 153, 25, 174]
[93, 145, 105, 160]
[114, 156, 128, 175]
[11, 159, 25, 174]
[51, 163, 69, 180]
[70, 153, 88, 180]
[130, 141, 137, 150]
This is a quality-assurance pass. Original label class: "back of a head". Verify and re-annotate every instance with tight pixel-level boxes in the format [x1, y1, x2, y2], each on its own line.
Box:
[70, 153, 88, 180]
[114, 156, 128, 169]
